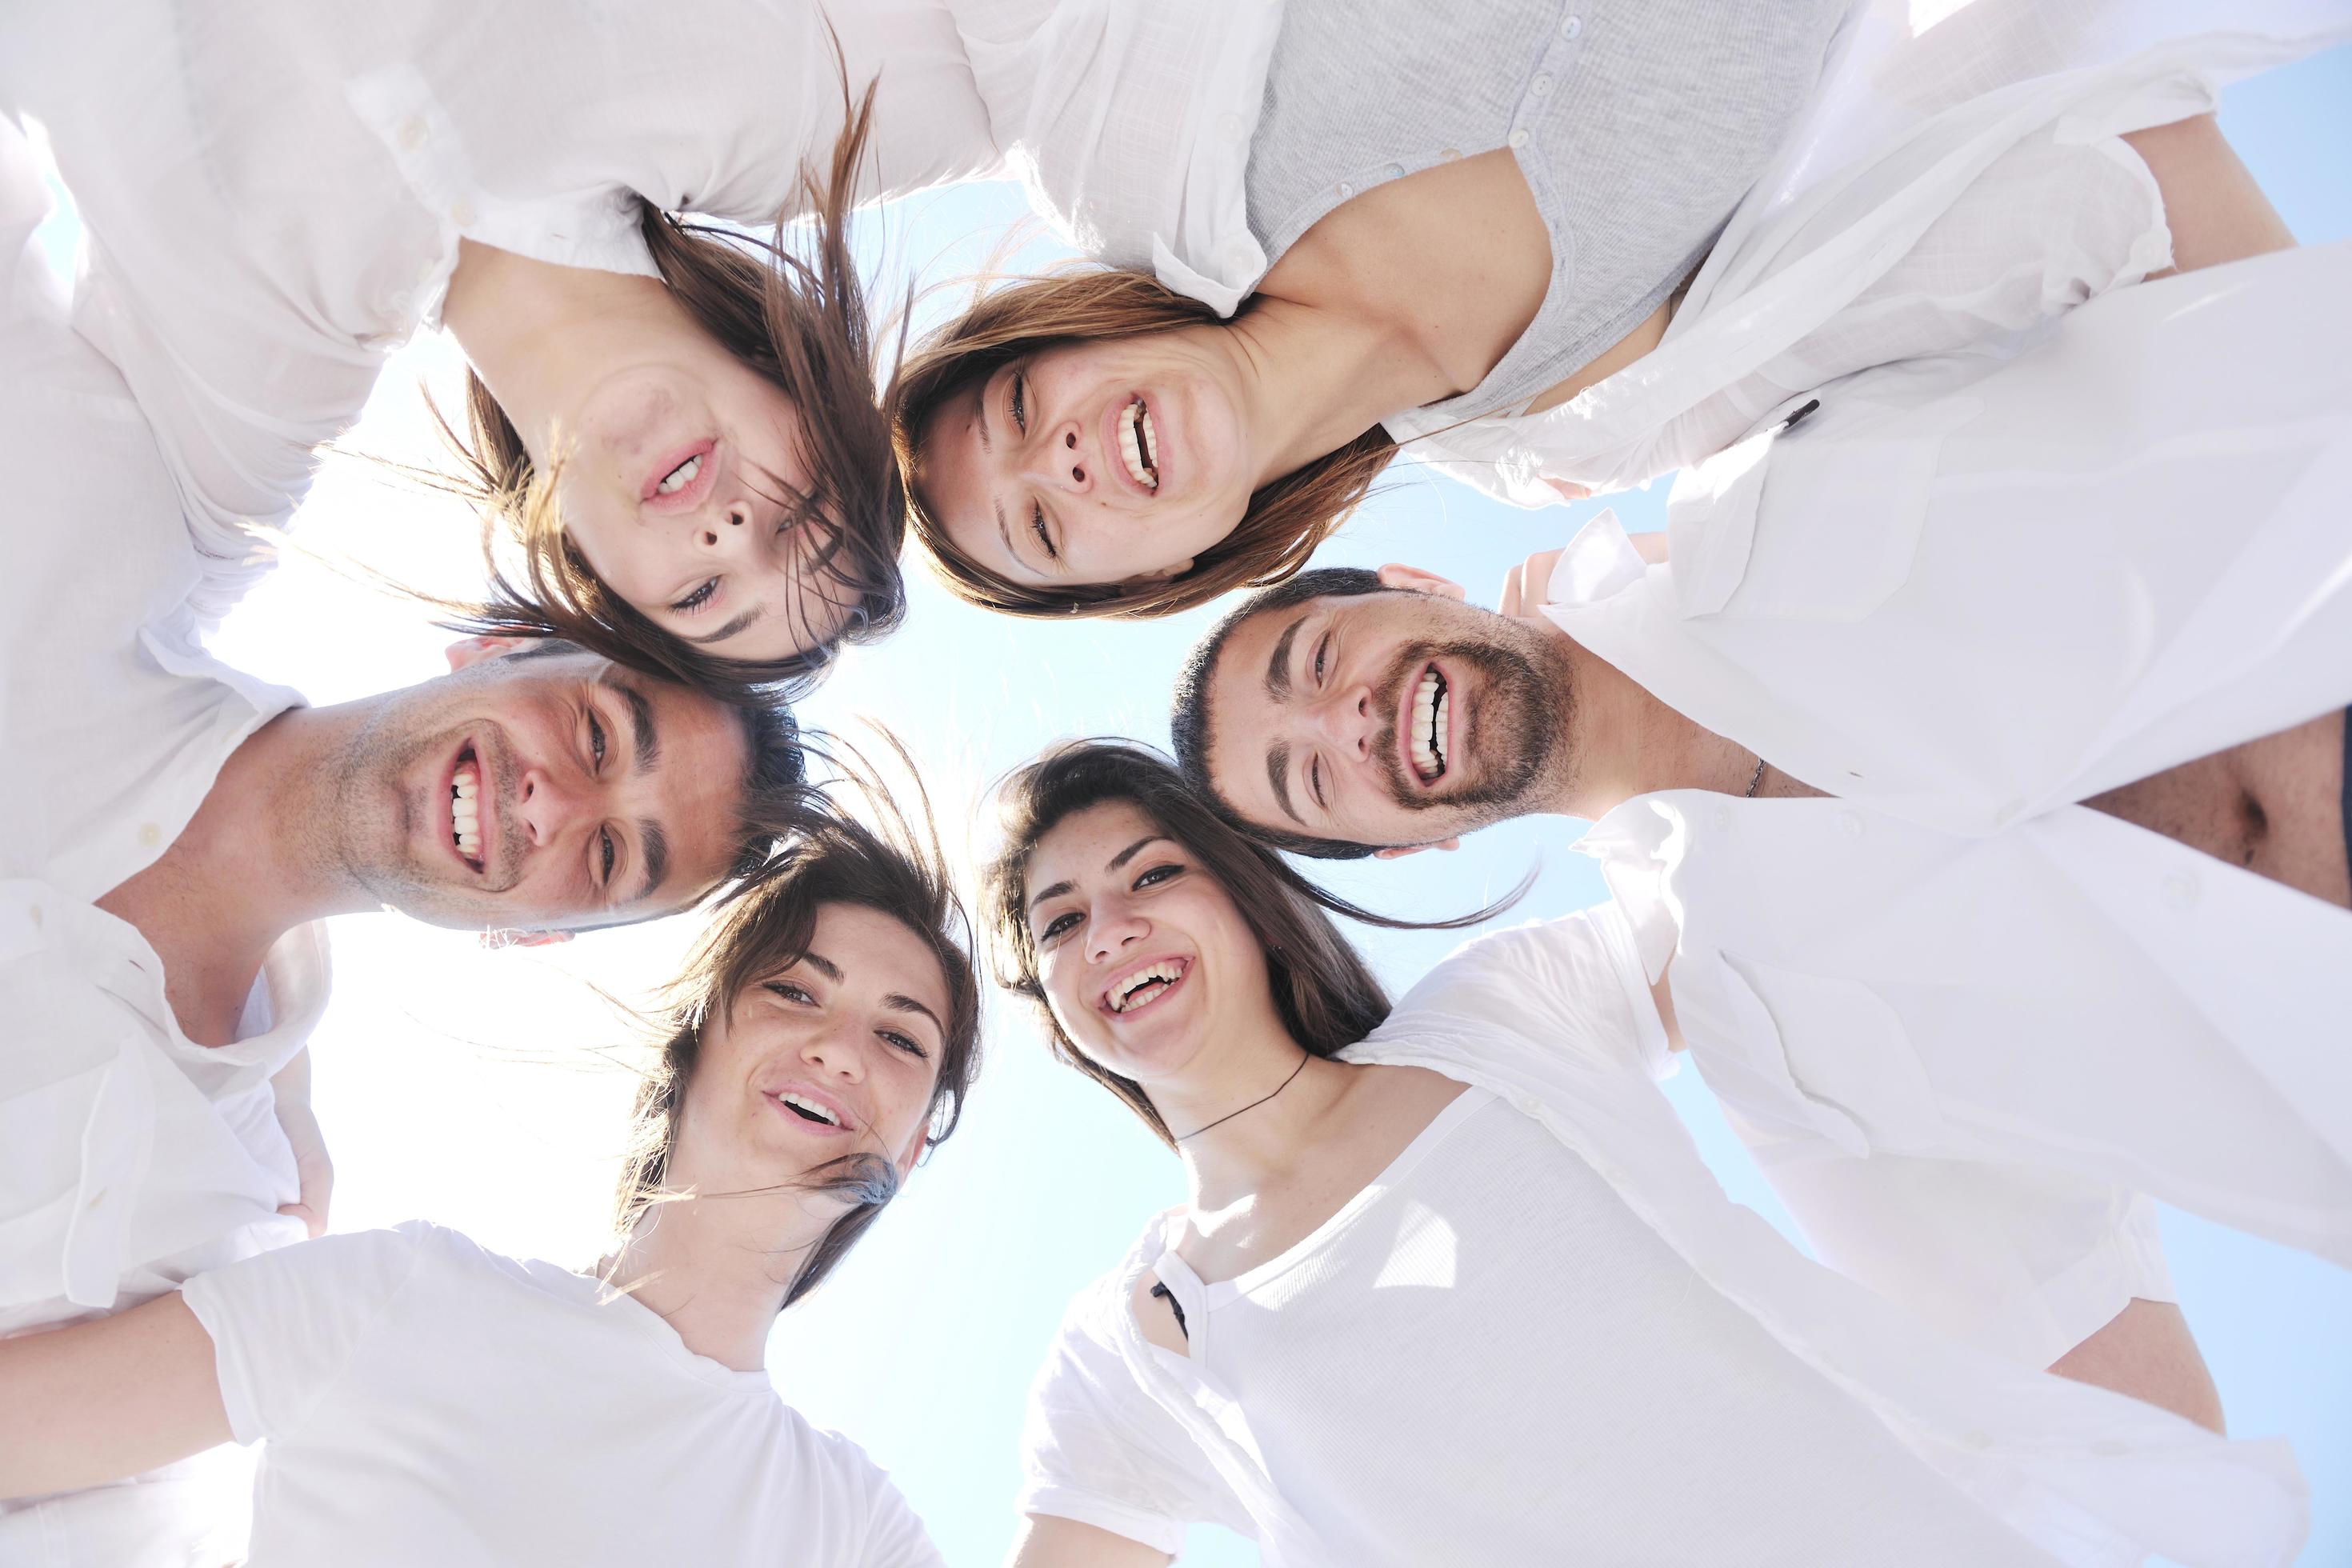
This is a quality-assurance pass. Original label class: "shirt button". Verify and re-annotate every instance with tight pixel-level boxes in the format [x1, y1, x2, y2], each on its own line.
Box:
[2162, 872, 2199, 910]
[1508, 128, 1530, 150]
[1561, 15, 1584, 38]
[398, 116, 429, 151]
[1336, 182, 1354, 198]
[450, 198, 478, 227]
[1439, 147, 1462, 162]
[86, 1186, 110, 1211]
[1838, 810, 1866, 838]
[1384, 163, 1405, 181]
[1218, 112, 1244, 142]
[1532, 73, 1554, 97]
[138, 822, 162, 847]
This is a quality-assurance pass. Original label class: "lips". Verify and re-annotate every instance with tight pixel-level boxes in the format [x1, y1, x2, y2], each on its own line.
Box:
[1099, 954, 1191, 1017]
[1098, 395, 1162, 498]
[442, 738, 496, 874]
[1398, 662, 1455, 788]
[642, 438, 718, 510]
[762, 1079, 858, 1135]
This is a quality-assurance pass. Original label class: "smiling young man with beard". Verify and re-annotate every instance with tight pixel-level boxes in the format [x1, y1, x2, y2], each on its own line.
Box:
[1170, 238, 2352, 1439]
[0, 120, 806, 1562]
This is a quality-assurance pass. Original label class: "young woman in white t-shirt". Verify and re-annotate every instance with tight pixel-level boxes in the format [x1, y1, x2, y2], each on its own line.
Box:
[0, 811, 978, 1567]
[978, 742, 2293, 1566]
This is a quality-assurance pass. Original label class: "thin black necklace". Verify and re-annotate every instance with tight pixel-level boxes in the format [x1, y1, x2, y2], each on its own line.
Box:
[1174, 1050, 1311, 1142]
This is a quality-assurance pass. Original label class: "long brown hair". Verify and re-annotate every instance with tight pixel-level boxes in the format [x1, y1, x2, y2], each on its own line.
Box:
[887, 270, 1396, 620]
[435, 69, 902, 702]
[983, 740, 1414, 1147]
[614, 778, 982, 1307]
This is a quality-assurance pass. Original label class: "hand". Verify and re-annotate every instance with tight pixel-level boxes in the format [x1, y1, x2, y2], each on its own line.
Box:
[1498, 546, 1568, 618]
[270, 1052, 333, 1238]
[1542, 477, 1592, 503]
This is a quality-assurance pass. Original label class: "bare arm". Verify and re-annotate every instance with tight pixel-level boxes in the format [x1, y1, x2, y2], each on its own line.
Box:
[1006, 1514, 1174, 1568]
[0, 1293, 231, 1498]
[2046, 1297, 2224, 1434]
[2123, 114, 2295, 277]
[271, 1047, 334, 1238]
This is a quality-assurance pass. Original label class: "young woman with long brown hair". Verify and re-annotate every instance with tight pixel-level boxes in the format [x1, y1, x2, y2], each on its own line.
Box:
[984, 741, 2298, 1566]
[0, 807, 982, 1564]
[890, 2, 2342, 622]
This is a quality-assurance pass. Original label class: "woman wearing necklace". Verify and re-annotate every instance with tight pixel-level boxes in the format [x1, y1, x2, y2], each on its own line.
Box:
[984, 742, 2298, 1567]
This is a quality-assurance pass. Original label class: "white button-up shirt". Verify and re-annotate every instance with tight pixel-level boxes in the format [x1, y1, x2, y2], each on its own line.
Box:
[1532, 241, 2352, 1299]
[0, 0, 1279, 623]
[1385, 2, 2352, 502]
[0, 118, 326, 1568]
[1022, 911, 2307, 1567]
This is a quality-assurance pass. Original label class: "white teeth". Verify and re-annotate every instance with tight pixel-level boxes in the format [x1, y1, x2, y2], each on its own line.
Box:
[1118, 401, 1158, 491]
[1110, 960, 1183, 1012]
[451, 761, 483, 863]
[655, 454, 703, 495]
[779, 1092, 841, 1127]
[1410, 670, 1447, 781]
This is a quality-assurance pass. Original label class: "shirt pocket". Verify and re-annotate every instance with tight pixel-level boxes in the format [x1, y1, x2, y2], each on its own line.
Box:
[1714, 955, 1948, 1156]
[1668, 394, 1982, 624]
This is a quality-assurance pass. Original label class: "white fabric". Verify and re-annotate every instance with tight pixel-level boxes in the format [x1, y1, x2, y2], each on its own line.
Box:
[1534, 240, 2352, 1279]
[1379, 4, 2352, 502]
[1542, 241, 2352, 836]
[0, 114, 322, 1568]
[1022, 910, 2308, 1568]
[0, 0, 1278, 624]
[1133, 1087, 2068, 1565]
[181, 1222, 941, 1568]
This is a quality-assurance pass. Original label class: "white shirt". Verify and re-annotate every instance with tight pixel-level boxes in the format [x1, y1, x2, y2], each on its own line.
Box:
[1372, 3, 2352, 502]
[1065, 1086, 2065, 1566]
[0, 116, 326, 1568]
[1022, 912, 2307, 1568]
[0, 0, 1280, 623]
[181, 1222, 942, 1567]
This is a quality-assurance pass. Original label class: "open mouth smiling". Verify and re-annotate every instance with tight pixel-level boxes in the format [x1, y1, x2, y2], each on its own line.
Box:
[1103, 394, 1160, 495]
[1100, 955, 1190, 1017]
[1406, 663, 1451, 786]
[447, 742, 487, 872]
[642, 438, 718, 510]
[764, 1082, 855, 1134]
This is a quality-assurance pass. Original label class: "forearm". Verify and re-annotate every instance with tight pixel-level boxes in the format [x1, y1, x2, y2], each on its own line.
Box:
[0, 1294, 232, 1498]
[2125, 114, 2296, 277]
[1006, 1514, 1174, 1568]
[2046, 1298, 2225, 1434]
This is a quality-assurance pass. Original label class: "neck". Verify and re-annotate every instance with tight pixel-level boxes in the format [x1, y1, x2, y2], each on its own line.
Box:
[602, 1188, 838, 1372]
[1159, 1024, 1354, 1214]
[440, 238, 660, 457]
[1218, 297, 1456, 487]
[1536, 632, 1761, 819]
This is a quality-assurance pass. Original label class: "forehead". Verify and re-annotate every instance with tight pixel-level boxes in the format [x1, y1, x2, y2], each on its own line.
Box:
[914, 379, 1002, 563]
[1029, 798, 1163, 888]
[807, 901, 951, 1012]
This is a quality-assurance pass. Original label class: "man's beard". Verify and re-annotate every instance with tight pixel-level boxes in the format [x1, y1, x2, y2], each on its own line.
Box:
[1367, 633, 1565, 829]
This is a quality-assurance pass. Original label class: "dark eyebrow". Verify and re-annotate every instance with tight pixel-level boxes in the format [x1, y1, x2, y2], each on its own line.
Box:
[1025, 834, 1173, 915]
[615, 682, 661, 770]
[680, 606, 763, 647]
[883, 993, 945, 1034]
[1265, 614, 1306, 702]
[798, 950, 845, 982]
[974, 381, 992, 455]
[1266, 742, 1302, 826]
[634, 818, 670, 903]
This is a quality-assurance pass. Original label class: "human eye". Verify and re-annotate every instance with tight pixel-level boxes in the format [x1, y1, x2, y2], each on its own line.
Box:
[1133, 862, 1184, 890]
[598, 826, 617, 887]
[880, 1029, 930, 1061]
[586, 710, 608, 771]
[669, 578, 718, 614]
[1031, 503, 1057, 562]
[1310, 755, 1326, 810]
[764, 980, 817, 1004]
[1313, 633, 1330, 686]
[1036, 910, 1081, 944]
[1010, 370, 1028, 435]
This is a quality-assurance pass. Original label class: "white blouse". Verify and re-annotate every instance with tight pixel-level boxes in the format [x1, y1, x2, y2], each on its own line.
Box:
[0, 0, 1280, 622]
[1387, 1, 2352, 502]
[1022, 910, 2308, 1567]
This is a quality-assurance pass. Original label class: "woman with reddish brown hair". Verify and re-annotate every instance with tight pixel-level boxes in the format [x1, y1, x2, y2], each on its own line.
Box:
[890, 1, 2344, 622]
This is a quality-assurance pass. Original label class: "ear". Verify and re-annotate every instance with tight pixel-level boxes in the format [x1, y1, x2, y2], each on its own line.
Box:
[446, 634, 536, 672]
[479, 928, 574, 950]
[1375, 563, 1465, 600]
[1126, 557, 1196, 587]
[890, 1119, 931, 1184]
[1371, 838, 1461, 860]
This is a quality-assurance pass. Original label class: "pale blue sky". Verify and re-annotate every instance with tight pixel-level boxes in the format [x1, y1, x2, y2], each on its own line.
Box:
[34, 37, 2349, 1568]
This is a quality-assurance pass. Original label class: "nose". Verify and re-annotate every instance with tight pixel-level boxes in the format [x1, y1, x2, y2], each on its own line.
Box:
[516, 762, 590, 849]
[1023, 420, 1092, 494]
[798, 1019, 870, 1084]
[1306, 680, 1378, 764]
[690, 497, 761, 557]
[1086, 903, 1149, 966]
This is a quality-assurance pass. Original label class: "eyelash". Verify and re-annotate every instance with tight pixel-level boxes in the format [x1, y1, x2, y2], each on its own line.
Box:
[670, 578, 718, 614]
[598, 827, 616, 887]
[763, 981, 930, 1058]
[1010, 370, 1028, 435]
[1032, 504, 1055, 561]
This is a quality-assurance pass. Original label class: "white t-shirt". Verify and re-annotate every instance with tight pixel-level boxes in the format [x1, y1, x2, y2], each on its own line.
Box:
[181, 1222, 941, 1568]
[1033, 1088, 2055, 1566]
